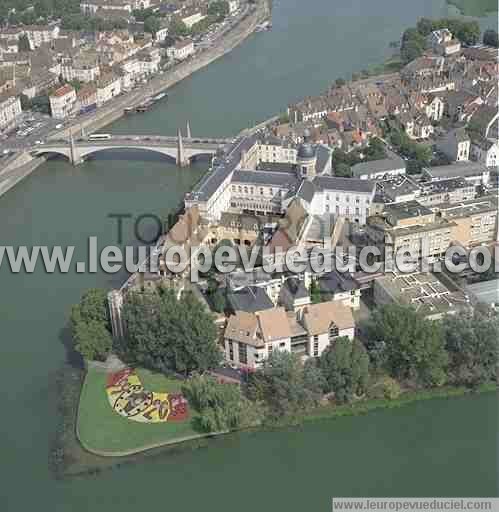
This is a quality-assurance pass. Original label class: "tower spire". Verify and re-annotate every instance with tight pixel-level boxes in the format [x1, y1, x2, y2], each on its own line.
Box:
[186, 121, 191, 139]
[177, 127, 187, 167]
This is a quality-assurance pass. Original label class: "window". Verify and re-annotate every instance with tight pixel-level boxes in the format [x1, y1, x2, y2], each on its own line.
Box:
[313, 335, 319, 357]
[268, 344, 273, 355]
[279, 342, 286, 348]
[228, 340, 234, 361]
[238, 343, 247, 365]
[329, 323, 339, 340]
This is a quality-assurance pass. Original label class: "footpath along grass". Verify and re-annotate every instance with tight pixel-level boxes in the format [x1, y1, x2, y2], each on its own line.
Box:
[77, 367, 201, 455]
[447, 0, 498, 16]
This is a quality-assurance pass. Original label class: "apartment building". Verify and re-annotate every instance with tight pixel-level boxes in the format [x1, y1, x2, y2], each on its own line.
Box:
[167, 39, 195, 61]
[434, 197, 499, 248]
[366, 200, 455, 262]
[49, 84, 77, 119]
[223, 301, 355, 369]
[0, 93, 21, 134]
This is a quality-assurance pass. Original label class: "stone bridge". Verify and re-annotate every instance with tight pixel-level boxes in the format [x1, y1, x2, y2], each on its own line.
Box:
[32, 130, 230, 167]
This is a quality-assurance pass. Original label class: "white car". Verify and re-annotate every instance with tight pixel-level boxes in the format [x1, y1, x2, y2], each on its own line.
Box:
[34, 140, 44, 145]
[55, 124, 63, 129]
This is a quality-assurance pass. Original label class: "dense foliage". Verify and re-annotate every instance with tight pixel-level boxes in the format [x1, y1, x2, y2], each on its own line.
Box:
[401, 17, 481, 64]
[366, 304, 448, 387]
[182, 375, 264, 432]
[60, 14, 129, 31]
[387, 127, 431, 173]
[121, 288, 221, 375]
[70, 288, 112, 361]
[483, 29, 499, 48]
[319, 337, 370, 403]
[331, 138, 387, 178]
[247, 351, 324, 420]
[442, 308, 499, 388]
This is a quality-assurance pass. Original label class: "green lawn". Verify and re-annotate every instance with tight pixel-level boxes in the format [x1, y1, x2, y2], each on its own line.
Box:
[77, 367, 202, 456]
[447, 0, 497, 16]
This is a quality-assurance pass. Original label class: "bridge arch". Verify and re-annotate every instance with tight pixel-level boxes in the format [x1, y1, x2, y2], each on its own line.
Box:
[77, 145, 179, 163]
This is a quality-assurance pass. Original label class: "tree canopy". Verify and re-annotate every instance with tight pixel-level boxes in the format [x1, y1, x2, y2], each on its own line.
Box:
[70, 288, 112, 361]
[442, 309, 498, 388]
[247, 351, 323, 420]
[182, 375, 264, 432]
[366, 305, 448, 387]
[144, 15, 160, 36]
[121, 288, 221, 375]
[483, 29, 499, 48]
[319, 337, 369, 403]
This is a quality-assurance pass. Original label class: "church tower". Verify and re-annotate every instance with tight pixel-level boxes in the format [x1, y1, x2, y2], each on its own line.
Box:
[296, 129, 317, 180]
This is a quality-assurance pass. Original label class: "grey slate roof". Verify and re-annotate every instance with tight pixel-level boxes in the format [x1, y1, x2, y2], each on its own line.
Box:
[283, 277, 309, 299]
[232, 170, 299, 188]
[424, 162, 489, 180]
[313, 175, 376, 194]
[351, 156, 406, 177]
[319, 270, 359, 294]
[315, 144, 331, 174]
[296, 179, 316, 203]
[227, 286, 274, 313]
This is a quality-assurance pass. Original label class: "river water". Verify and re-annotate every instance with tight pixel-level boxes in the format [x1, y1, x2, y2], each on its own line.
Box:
[0, 1, 497, 510]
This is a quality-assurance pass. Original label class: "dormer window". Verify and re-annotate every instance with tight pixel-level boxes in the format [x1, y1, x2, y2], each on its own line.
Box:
[329, 322, 339, 340]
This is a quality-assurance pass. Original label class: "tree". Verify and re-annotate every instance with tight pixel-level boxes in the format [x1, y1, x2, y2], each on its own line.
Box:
[310, 279, 323, 304]
[71, 288, 113, 361]
[366, 305, 448, 387]
[483, 29, 499, 48]
[18, 34, 31, 52]
[364, 137, 386, 161]
[70, 288, 110, 330]
[247, 351, 322, 419]
[207, 1, 229, 20]
[334, 163, 352, 178]
[368, 375, 402, 400]
[182, 375, 264, 432]
[144, 15, 160, 37]
[169, 19, 190, 38]
[416, 17, 434, 37]
[442, 310, 499, 388]
[73, 320, 113, 361]
[454, 20, 480, 46]
[122, 288, 221, 375]
[335, 78, 346, 87]
[319, 337, 369, 403]
[400, 28, 426, 64]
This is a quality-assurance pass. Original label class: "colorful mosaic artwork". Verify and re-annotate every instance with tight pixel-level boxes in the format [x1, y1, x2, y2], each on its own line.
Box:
[106, 368, 189, 423]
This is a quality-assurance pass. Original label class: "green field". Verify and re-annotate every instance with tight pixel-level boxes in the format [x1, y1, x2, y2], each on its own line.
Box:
[447, 0, 498, 16]
[77, 368, 203, 456]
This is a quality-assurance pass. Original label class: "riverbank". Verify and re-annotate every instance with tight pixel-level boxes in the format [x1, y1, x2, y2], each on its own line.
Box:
[54, 0, 270, 140]
[0, 0, 269, 199]
[56, 362, 495, 478]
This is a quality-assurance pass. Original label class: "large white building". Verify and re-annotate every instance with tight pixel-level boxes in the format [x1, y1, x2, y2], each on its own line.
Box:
[96, 73, 121, 106]
[80, 0, 150, 14]
[184, 133, 374, 224]
[61, 52, 101, 83]
[49, 84, 77, 119]
[167, 39, 195, 61]
[23, 25, 59, 48]
[0, 93, 21, 134]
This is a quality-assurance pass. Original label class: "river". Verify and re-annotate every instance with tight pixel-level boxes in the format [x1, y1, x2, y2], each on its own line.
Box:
[0, 0, 497, 510]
